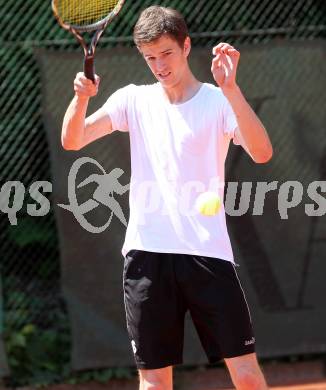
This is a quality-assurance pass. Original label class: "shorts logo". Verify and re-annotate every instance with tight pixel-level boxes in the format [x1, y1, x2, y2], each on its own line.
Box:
[245, 337, 255, 346]
[131, 340, 137, 354]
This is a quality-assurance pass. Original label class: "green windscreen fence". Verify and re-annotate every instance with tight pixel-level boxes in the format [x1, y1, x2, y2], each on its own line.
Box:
[0, 0, 325, 386]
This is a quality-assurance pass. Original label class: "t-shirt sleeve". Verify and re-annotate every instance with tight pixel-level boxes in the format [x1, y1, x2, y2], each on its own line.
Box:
[222, 97, 240, 145]
[102, 84, 135, 132]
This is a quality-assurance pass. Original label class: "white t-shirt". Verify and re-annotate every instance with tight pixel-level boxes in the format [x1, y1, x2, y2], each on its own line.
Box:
[103, 82, 239, 263]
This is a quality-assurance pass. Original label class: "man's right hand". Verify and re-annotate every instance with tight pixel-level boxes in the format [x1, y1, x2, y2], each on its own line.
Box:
[62, 72, 112, 150]
[74, 72, 100, 98]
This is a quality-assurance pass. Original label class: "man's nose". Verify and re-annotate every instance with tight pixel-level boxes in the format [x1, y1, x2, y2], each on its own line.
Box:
[156, 58, 167, 71]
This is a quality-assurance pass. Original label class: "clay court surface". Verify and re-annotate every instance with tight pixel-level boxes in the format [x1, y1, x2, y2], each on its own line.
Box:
[5, 359, 324, 390]
[272, 385, 326, 390]
[12, 381, 326, 390]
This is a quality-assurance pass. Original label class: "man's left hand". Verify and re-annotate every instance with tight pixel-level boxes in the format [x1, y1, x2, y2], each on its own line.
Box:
[211, 43, 240, 91]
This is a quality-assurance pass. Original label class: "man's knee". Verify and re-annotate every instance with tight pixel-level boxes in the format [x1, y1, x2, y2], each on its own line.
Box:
[232, 368, 267, 390]
[225, 353, 268, 390]
[139, 366, 172, 390]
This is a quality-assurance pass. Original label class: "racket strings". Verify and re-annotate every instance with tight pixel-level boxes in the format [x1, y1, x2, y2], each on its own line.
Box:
[55, 0, 120, 26]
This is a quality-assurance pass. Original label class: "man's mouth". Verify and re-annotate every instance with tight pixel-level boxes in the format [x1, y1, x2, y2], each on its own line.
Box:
[157, 72, 171, 79]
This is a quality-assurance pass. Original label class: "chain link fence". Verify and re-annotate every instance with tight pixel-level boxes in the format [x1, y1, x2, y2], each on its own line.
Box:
[0, 0, 325, 386]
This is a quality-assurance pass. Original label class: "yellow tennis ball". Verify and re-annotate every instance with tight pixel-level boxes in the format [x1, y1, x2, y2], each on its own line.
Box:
[196, 191, 222, 216]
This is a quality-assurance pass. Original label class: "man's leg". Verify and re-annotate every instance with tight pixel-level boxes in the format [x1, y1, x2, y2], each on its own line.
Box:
[139, 366, 173, 390]
[225, 353, 268, 390]
[123, 252, 185, 388]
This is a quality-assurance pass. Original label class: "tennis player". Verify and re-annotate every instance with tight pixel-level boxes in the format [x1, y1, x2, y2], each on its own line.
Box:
[62, 6, 272, 390]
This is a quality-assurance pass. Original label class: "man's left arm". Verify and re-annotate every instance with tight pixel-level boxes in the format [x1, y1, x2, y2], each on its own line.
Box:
[211, 42, 273, 163]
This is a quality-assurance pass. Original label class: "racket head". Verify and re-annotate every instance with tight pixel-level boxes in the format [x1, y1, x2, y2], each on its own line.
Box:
[52, 0, 125, 32]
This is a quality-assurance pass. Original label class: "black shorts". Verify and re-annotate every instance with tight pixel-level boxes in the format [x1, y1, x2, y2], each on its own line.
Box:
[123, 250, 255, 369]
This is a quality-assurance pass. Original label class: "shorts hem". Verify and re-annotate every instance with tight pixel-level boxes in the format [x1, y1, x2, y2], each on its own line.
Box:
[135, 358, 183, 370]
[222, 347, 256, 360]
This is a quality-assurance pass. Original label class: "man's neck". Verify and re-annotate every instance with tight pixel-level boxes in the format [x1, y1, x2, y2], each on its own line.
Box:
[161, 70, 202, 104]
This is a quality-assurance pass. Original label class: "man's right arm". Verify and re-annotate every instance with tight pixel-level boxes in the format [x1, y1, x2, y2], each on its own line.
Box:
[61, 73, 113, 151]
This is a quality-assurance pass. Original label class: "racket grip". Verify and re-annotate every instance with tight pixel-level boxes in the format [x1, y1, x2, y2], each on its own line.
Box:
[84, 56, 95, 83]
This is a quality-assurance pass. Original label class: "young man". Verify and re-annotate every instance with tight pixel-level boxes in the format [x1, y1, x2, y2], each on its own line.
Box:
[62, 6, 272, 390]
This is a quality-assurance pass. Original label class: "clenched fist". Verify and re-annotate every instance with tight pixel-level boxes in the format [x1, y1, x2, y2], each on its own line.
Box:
[74, 72, 100, 98]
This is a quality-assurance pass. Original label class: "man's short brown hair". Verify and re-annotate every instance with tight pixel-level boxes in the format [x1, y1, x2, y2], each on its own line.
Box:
[133, 6, 189, 48]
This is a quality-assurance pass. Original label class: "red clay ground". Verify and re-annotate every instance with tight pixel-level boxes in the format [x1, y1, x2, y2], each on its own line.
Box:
[4, 359, 326, 390]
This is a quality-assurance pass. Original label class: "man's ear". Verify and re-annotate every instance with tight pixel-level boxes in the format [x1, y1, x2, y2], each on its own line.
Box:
[184, 36, 191, 57]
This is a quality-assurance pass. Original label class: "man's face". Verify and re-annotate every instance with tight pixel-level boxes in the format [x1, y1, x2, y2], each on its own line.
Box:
[139, 34, 190, 88]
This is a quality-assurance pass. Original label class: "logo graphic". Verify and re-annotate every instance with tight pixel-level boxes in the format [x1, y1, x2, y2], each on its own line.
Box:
[58, 157, 129, 233]
[245, 337, 256, 346]
[131, 340, 137, 354]
[0, 155, 325, 227]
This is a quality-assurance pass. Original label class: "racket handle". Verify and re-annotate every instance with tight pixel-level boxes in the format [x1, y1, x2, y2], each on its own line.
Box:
[84, 56, 95, 83]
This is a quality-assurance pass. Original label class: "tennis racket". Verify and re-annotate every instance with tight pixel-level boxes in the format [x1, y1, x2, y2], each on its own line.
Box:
[52, 0, 125, 82]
